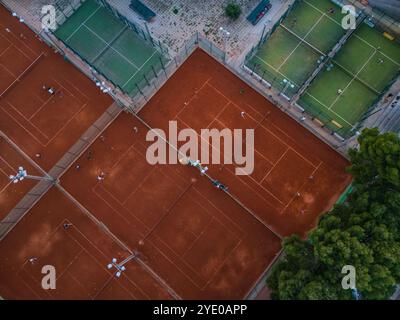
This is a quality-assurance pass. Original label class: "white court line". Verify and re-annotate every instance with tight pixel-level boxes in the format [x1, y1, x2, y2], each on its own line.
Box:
[65, 6, 102, 42]
[260, 148, 290, 184]
[352, 34, 400, 67]
[83, 25, 139, 70]
[303, 0, 400, 67]
[0, 45, 12, 59]
[122, 50, 158, 89]
[280, 162, 323, 214]
[333, 59, 381, 95]
[328, 49, 377, 110]
[277, 15, 324, 71]
[253, 55, 300, 87]
[302, 92, 353, 126]
[91, 24, 128, 63]
[173, 78, 212, 120]
[0, 53, 44, 98]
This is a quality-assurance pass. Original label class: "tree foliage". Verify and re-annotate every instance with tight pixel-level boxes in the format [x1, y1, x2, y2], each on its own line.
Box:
[225, 2, 242, 20]
[268, 129, 400, 299]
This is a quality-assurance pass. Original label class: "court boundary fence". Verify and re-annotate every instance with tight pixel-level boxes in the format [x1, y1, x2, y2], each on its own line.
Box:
[243, 0, 400, 140]
[50, 0, 169, 98]
[245, 0, 299, 62]
[53, 0, 169, 56]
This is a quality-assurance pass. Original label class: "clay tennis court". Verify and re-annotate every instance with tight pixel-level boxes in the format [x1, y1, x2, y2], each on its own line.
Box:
[0, 135, 39, 220]
[60, 112, 282, 299]
[139, 49, 352, 237]
[58, 48, 351, 299]
[0, 187, 174, 299]
[0, 5, 113, 171]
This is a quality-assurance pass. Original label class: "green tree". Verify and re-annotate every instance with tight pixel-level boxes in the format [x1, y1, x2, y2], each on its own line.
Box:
[225, 2, 242, 20]
[267, 129, 400, 300]
[348, 128, 400, 188]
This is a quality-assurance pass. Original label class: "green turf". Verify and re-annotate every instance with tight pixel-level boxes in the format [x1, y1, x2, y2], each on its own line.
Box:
[112, 28, 156, 66]
[54, 0, 167, 96]
[84, 7, 124, 42]
[94, 47, 138, 89]
[305, 15, 346, 54]
[279, 42, 320, 84]
[305, 0, 344, 24]
[300, 67, 378, 135]
[300, 21, 400, 137]
[300, 65, 378, 133]
[246, 0, 344, 98]
[281, 2, 321, 39]
[54, 0, 99, 40]
[67, 25, 105, 62]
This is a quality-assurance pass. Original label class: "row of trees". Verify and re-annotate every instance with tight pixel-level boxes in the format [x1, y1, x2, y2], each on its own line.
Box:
[268, 128, 400, 299]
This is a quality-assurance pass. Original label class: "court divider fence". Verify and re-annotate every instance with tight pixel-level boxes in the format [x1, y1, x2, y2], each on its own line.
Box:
[244, 0, 299, 64]
[242, 0, 400, 141]
[0, 131, 54, 241]
[51, 0, 170, 98]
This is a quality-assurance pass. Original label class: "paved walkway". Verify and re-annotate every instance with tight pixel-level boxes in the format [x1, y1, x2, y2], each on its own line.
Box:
[107, 0, 294, 62]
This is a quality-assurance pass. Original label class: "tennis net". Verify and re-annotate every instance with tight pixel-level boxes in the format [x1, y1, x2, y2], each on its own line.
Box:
[0, 52, 45, 98]
[332, 60, 381, 95]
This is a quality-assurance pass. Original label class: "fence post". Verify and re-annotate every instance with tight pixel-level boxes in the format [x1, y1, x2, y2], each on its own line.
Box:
[151, 65, 158, 79]
[143, 74, 150, 86]
[144, 22, 152, 43]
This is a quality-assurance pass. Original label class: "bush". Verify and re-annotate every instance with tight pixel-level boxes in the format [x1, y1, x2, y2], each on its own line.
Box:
[225, 2, 242, 20]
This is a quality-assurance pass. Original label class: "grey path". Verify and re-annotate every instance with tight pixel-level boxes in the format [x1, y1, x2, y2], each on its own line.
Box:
[107, 0, 294, 64]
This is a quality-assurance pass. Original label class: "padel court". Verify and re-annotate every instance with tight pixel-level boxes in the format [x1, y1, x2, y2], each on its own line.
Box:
[300, 23, 400, 136]
[246, 0, 346, 97]
[54, 0, 167, 96]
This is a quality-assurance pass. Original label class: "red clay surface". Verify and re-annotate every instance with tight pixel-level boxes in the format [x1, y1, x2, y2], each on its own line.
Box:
[0, 187, 173, 300]
[58, 48, 351, 299]
[0, 136, 39, 220]
[139, 49, 352, 238]
[0, 5, 113, 171]
[60, 112, 282, 299]
[0, 33, 351, 299]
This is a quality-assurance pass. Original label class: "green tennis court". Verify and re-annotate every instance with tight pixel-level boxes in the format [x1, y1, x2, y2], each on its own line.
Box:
[55, 0, 167, 96]
[245, 0, 346, 98]
[299, 22, 400, 137]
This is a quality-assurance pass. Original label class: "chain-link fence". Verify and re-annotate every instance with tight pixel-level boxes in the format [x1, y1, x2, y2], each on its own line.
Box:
[95, 0, 169, 57]
[245, 0, 299, 62]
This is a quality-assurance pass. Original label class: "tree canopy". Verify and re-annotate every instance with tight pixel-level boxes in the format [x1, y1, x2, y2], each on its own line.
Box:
[268, 128, 400, 300]
[225, 2, 242, 20]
